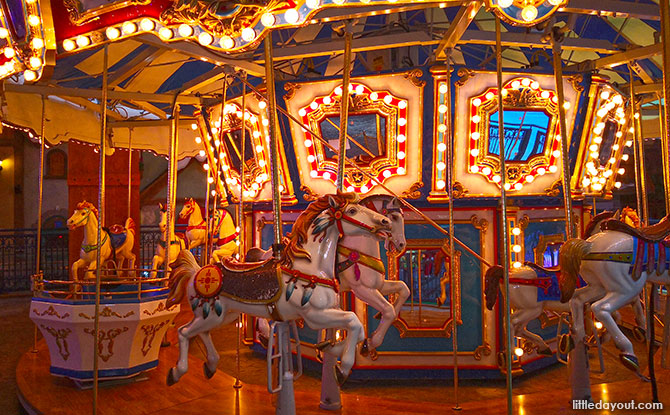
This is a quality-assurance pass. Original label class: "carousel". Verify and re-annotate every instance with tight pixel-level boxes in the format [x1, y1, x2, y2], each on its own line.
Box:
[2, 0, 670, 413]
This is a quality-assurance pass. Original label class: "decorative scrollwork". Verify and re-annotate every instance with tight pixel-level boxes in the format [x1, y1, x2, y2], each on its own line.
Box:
[300, 185, 320, 202]
[140, 321, 169, 356]
[63, 0, 151, 25]
[544, 180, 562, 197]
[33, 306, 70, 320]
[143, 302, 170, 316]
[455, 68, 475, 87]
[40, 325, 72, 361]
[284, 82, 301, 100]
[567, 75, 584, 93]
[452, 181, 468, 198]
[160, 0, 290, 38]
[518, 215, 530, 231]
[79, 307, 135, 320]
[401, 181, 423, 199]
[521, 339, 536, 354]
[403, 69, 425, 88]
[84, 327, 129, 362]
[471, 215, 489, 233]
[473, 342, 492, 361]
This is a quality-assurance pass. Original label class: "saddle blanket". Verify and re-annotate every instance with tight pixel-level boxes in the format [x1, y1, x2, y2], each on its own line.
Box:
[108, 232, 127, 249]
[631, 238, 670, 279]
[511, 267, 585, 302]
[212, 260, 282, 304]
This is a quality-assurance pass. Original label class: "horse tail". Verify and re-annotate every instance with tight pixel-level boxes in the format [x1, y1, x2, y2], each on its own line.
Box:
[484, 265, 504, 310]
[558, 238, 591, 303]
[125, 217, 136, 235]
[166, 250, 200, 309]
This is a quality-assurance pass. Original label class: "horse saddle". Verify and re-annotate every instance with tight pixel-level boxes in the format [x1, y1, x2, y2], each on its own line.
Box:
[212, 258, 282, 304]
[103, 226, 127, 249]
[601, 215, 670, 243]
[520, 262, 585, 302]
[524, 262, 559, 275]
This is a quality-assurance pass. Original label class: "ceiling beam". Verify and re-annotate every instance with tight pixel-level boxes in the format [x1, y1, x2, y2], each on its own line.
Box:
[136, 34, 265, 77]
[108, 47, 167, 87]
[564, 43, 662, 72]
[435, 1, 482, 59]
[5, 83, 210, 105]
[109, 118, 197, 128]
[458, 30, 617, 54]
[560, 0, 660, 21]
[62, 96, 126, 120]
[178, 68, 227, 94]
[309, 1, 461, 23]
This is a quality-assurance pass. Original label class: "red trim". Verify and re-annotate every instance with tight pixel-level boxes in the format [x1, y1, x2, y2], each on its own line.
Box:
[187, 220, 207, 232]
[216, 231, 239, 246]
[280, 266, 339, 293]
[509, 277, 553, 293]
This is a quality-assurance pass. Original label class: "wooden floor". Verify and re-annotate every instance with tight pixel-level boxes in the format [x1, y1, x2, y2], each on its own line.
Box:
[17, 337, 670, 415]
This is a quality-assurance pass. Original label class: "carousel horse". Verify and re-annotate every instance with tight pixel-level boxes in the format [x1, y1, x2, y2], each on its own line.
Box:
[165, 193, 393, 386]
[559, 212, 670, 373]
[484, 210, 646, 355]
[179, 198, 208, 249]
[209, 207, 239, 263]
[149, 203, 187, 278]
[247, 195, 410, 358]
[67, 201, 136, 280]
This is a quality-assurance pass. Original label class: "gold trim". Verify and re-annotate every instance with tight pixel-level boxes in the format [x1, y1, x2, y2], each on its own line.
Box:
[401, 181, 423, 199]
[84, 327, 129, 362]
[470, 215, 489, 233]
[539, 311, 560, 329]
[40, 325, 72, 361]
[404, 69, 425, 88]
[455, 68, 476, 87]
[143, 302, 172, 315]
[139, 321, 169, 356]
[452, 181, 469, 198]
[33, 305, 70, 319]
[518, 214, 530, 231]
[473, 343, 492, 361]
[545, 179, 562, 196]
[79, 307, 135, 320]
[300, 185, 320, 201]
[534, 233, 564, 265]
[63, 0, 150, 25]
[284, 82, 301, 101]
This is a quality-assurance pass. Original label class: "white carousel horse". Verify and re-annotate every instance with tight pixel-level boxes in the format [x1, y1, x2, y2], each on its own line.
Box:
[165, 193, 393, 386]
[67, 201, 135, 280]
[149, 203, 187, 278]
[247, 195, 410, 358]
[484, 210, 646, 355]
[560, 212, 670, 373]
[209, 207, 239, 263]
[179, 198, 208, 249]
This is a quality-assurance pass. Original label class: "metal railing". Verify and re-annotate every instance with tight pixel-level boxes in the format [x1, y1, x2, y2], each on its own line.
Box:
[0, 225, 203, 294]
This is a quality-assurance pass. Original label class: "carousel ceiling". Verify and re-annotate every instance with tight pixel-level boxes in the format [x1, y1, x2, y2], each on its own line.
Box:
[0, 0, 665, 158]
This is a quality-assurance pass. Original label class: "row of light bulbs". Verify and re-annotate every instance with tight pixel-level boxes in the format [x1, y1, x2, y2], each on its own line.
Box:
[0, 0, 47, 82]
[496, 0, 564, 23]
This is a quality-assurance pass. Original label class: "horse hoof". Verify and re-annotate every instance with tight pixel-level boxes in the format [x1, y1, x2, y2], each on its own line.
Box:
[538, 346, 553, 356]
[203, 362, 216, 379]
[259, 334, 269, 350]
[161, 340, 171, 348]
[632, 326, 646, 343]
[334, 365, 348, 386]
[620, 354, 640, 373]
[167, 368, 177, 386]
[373, 312, 381, 320]
[360, 339, 370, 357]
[436, 298, 442, 307]
[315, 349, 324, 364]
[558, 334, 574, 355]
[369, 348, 379, 361]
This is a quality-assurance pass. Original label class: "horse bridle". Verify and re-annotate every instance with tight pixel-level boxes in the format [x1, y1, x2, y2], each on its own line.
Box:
[329, 204, 385, 238]
[71, 208, 92, 228]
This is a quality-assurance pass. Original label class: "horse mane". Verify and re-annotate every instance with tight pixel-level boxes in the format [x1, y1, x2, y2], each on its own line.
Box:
[76, 201, 98, 218]
[582, 210, 614, 238]
[281, 192, 359, 266]
[360, 194, 402, 213]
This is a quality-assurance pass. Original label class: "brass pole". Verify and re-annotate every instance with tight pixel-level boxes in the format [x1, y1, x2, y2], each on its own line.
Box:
[660, 0, 670, 215]
[336, 23, 353, 191]
[231, 74, 491, 266]
[234, 72, 246, 390]
[629, 67, 644, 224]
[658, 93, 670, 217]
[204, 166, 211, 265]
[165, 99, 179, 280]
[550, 35, 575, 238]
[93, 44, 109, 415]
[264, 36, 282, 253]
[443, 54, 460, 410]
[127, 128, 132, 220]
[630, 67, 649, 225]
[32, 95, 46, 353]
[495, 17, 513, 415]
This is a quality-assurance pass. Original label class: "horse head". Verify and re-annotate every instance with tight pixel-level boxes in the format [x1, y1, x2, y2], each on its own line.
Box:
[67, 201, 97, 230]
[361, 195, 406, 253]
[158, 203, 167, 233]
[322, 193, 392, 240]
[622, 207, 640, 227]
[179, 198, 197, 220]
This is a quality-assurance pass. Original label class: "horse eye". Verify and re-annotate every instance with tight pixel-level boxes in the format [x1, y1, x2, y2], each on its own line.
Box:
[347, 208, 356, 214]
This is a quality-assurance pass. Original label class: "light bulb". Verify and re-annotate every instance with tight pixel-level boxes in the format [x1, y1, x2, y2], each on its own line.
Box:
[498, 0, 513, 7]
[521, 5, 538, 22]
[106, 27, 121, 40]
[159, 27, 173, 40]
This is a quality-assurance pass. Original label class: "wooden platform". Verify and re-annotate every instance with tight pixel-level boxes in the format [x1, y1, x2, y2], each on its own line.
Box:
[17, 335, 670, 415]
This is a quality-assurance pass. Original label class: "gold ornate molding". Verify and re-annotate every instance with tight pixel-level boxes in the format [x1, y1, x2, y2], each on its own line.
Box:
[33, 306, 70, 320]
[470, 215, 489, 234]
[63, 0, 150, 25]
[284, 82, 301, 101]
[140, 321, 168, 356]
[300, 185, 319, 202]
[143, 302, 170, 316]
[401, 181, 423, 199]
[79, 307, 135, 320]
[403, 69, 425, 88]
[544, 180, 562, 197]
[473, 342, 492, 361]
[455, 68, 476, 87]
[453, 181, 469, 198]
[84, 327, 129, 362]
[40, 325, 72, 361]
[567, 75, 584, 93]
[518, 214, 530, 231]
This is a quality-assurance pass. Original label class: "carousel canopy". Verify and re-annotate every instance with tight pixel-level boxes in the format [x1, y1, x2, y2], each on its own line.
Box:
[0, 0, 666, 156]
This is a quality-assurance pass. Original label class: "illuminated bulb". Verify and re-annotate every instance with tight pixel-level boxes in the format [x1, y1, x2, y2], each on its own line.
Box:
[614, 181, 622, 188]
[211, 190, 216, 197]
[208, 177, 214, 184]
[436, 180, 446, 189]
[3, 47, 14, 58]
[284, 9, 300, 24]
[398, 118, 407, 126]
[595, 321, 603, 330]
[563, 101, 571, 110]
[437, 162, 446, 171]
[514, 347, 524, 356]
[159, 27, 173, 40]
[501, 89, 508, 97]
[261, 13, 276, 27]
[604, 170, 613, 177]
[360, 185, 369, 193]
[31, 37, 44, 50]
[582, 178, 591, 186]
[397, 151, 406, 159]
[549, 165, 558, 173]
[439, 83, 449, 94]
[594, 136, 602, 144]
[514, 182, 523, 190]
[552, 150, 561, 158]
[618, 168, 625, 175]
[597, 108, 608, 118]
[622, 154, 629, 161]
[0, 28, 8, 38]
[541, 91, 550, 99]
[438, 124, 447, 133]
[482, 167, 492, 175]
[485, 92, 494, 100]
[106, 27, 121, 40]
[512, 227, 521, 236]
[23, 70, 36, 82]
[612, 144, 620, 151]
[306, 0, 320, 8]
[383, 170, 392, 178]
[122, 21, 137, 34]
[214, 139, 220, 147]
[198, 32, 213, 46]
[397, 134, 406, 143]
[199, 150, 205, 157]
[241, 27, 256, 42]
[258, 101, 267, 110]
[600, 90, 610, 100]
[355, 84, 364, 95]
[592, 183, 603, 191]
[498, 0, 513, 7]
[521, 78, 531, 87]
[613, 95, 623, 105]
[323, 172, 331, 180]
[28, 15, 40, 26]
[472, 98, 482, 107]
[298, 109, 307, 117]
[304, 139, 312, 147]
[195, 136, 202, 144]
[472, 115, 481, 123]
[139, 18, 154, 31]
[492, 175, 501, 183]
[531, 81, 540, 90]
[537, 167, 546, 175]
[76, 35, 90, 47]
[589, 144, 599, 152]
[512, 245, 521, 253]
[310, 102, 318, 110]
[204, 163, 210, 170]
[525, 175, 534, 183]
[384, 94, 393, 105]
[437, 143, 447, 152]
[625, 140, 633, 147]
[470, 165, 479, 173]
[309, 170, 317, 178]
[609, 157, 616, 164]
[369, 92, 379, 101]
[512, 80, 521, 89]
[28, 56, 41, 69]
[504, 183, 511, 190]
[218, 35, 234, 49]
[471, 132, 480, 140]
[470, 149, 480, 157]
[178, 24, 193, 37]
[323, 96, 332, 105]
